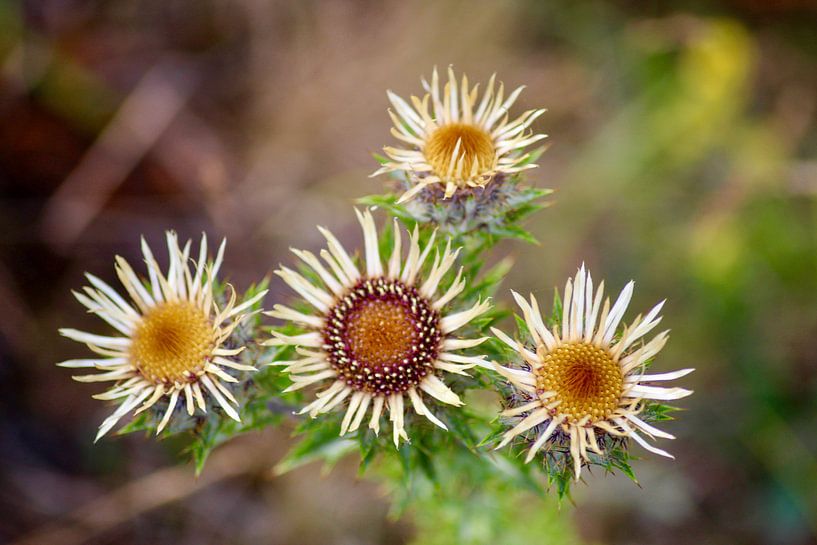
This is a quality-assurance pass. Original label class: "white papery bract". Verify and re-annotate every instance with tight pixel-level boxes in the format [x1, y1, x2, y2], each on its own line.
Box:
[492, 266, 693, 479]
[59, 233, 266, 441]
[372, 66, 547, 203]
[266, 209, 491, 446]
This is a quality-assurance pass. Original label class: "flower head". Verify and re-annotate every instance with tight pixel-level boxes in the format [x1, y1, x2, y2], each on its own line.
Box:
[59, 233, 267, 441]
[372, 66, 547, 203]
[492, 266, 693, 480]
[266, 209, 491, 446]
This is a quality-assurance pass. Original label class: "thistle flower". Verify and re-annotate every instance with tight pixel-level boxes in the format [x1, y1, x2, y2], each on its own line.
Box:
[372, 66, 547, 203]
[266, 209, 490, 446]
[59, 233, 267, 441]
[492, 266, 693, 480]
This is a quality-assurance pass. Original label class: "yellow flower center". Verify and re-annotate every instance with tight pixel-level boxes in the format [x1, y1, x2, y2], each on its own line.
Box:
[424, 123, 495, 179]
[535, 342, 623, 424]
[130, 301, 214, 384]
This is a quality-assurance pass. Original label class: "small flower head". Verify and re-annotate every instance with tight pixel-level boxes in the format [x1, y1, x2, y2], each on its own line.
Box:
[266, 209, 491, 446]
[59, 233, 267, 441]
[372, 66, 547, 203]
[492, 266, 693, 480]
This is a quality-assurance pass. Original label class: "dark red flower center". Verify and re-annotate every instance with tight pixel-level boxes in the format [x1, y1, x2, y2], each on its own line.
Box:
[322, 277, 441, 395]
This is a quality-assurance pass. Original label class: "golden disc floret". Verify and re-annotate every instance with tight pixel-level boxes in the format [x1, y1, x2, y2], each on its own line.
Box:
[535, 342, 623, 423]
[424, 123, 495, 178]
[130, 301, 214, 383]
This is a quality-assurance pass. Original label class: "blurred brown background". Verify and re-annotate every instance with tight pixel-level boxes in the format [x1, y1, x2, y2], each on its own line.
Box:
[2, 1, 817, 544]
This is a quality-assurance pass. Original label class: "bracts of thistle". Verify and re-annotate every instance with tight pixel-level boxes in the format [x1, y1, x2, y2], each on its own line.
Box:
[491, 266, 693, 486]
[366, 67, 551, 243]
[265, 209, 491, 447]
[58, 232, 267, 441]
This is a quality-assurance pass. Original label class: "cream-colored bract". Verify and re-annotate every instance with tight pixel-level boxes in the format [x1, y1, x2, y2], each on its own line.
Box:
[492, 266, 693, 480]
[372, 67, 547, 203]
[265, 209, 491, 446]
[59, 232, 267, 441]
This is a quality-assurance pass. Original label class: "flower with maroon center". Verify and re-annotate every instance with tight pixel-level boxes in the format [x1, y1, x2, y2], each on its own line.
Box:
[59, 232, 267, 441]
[491, 265, 694, 480]
[266, 209, 491, 445]
[371, 66, 547, 203]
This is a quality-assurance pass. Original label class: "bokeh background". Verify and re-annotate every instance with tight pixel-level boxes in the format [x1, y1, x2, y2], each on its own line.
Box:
[2, 1, 817, 544]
